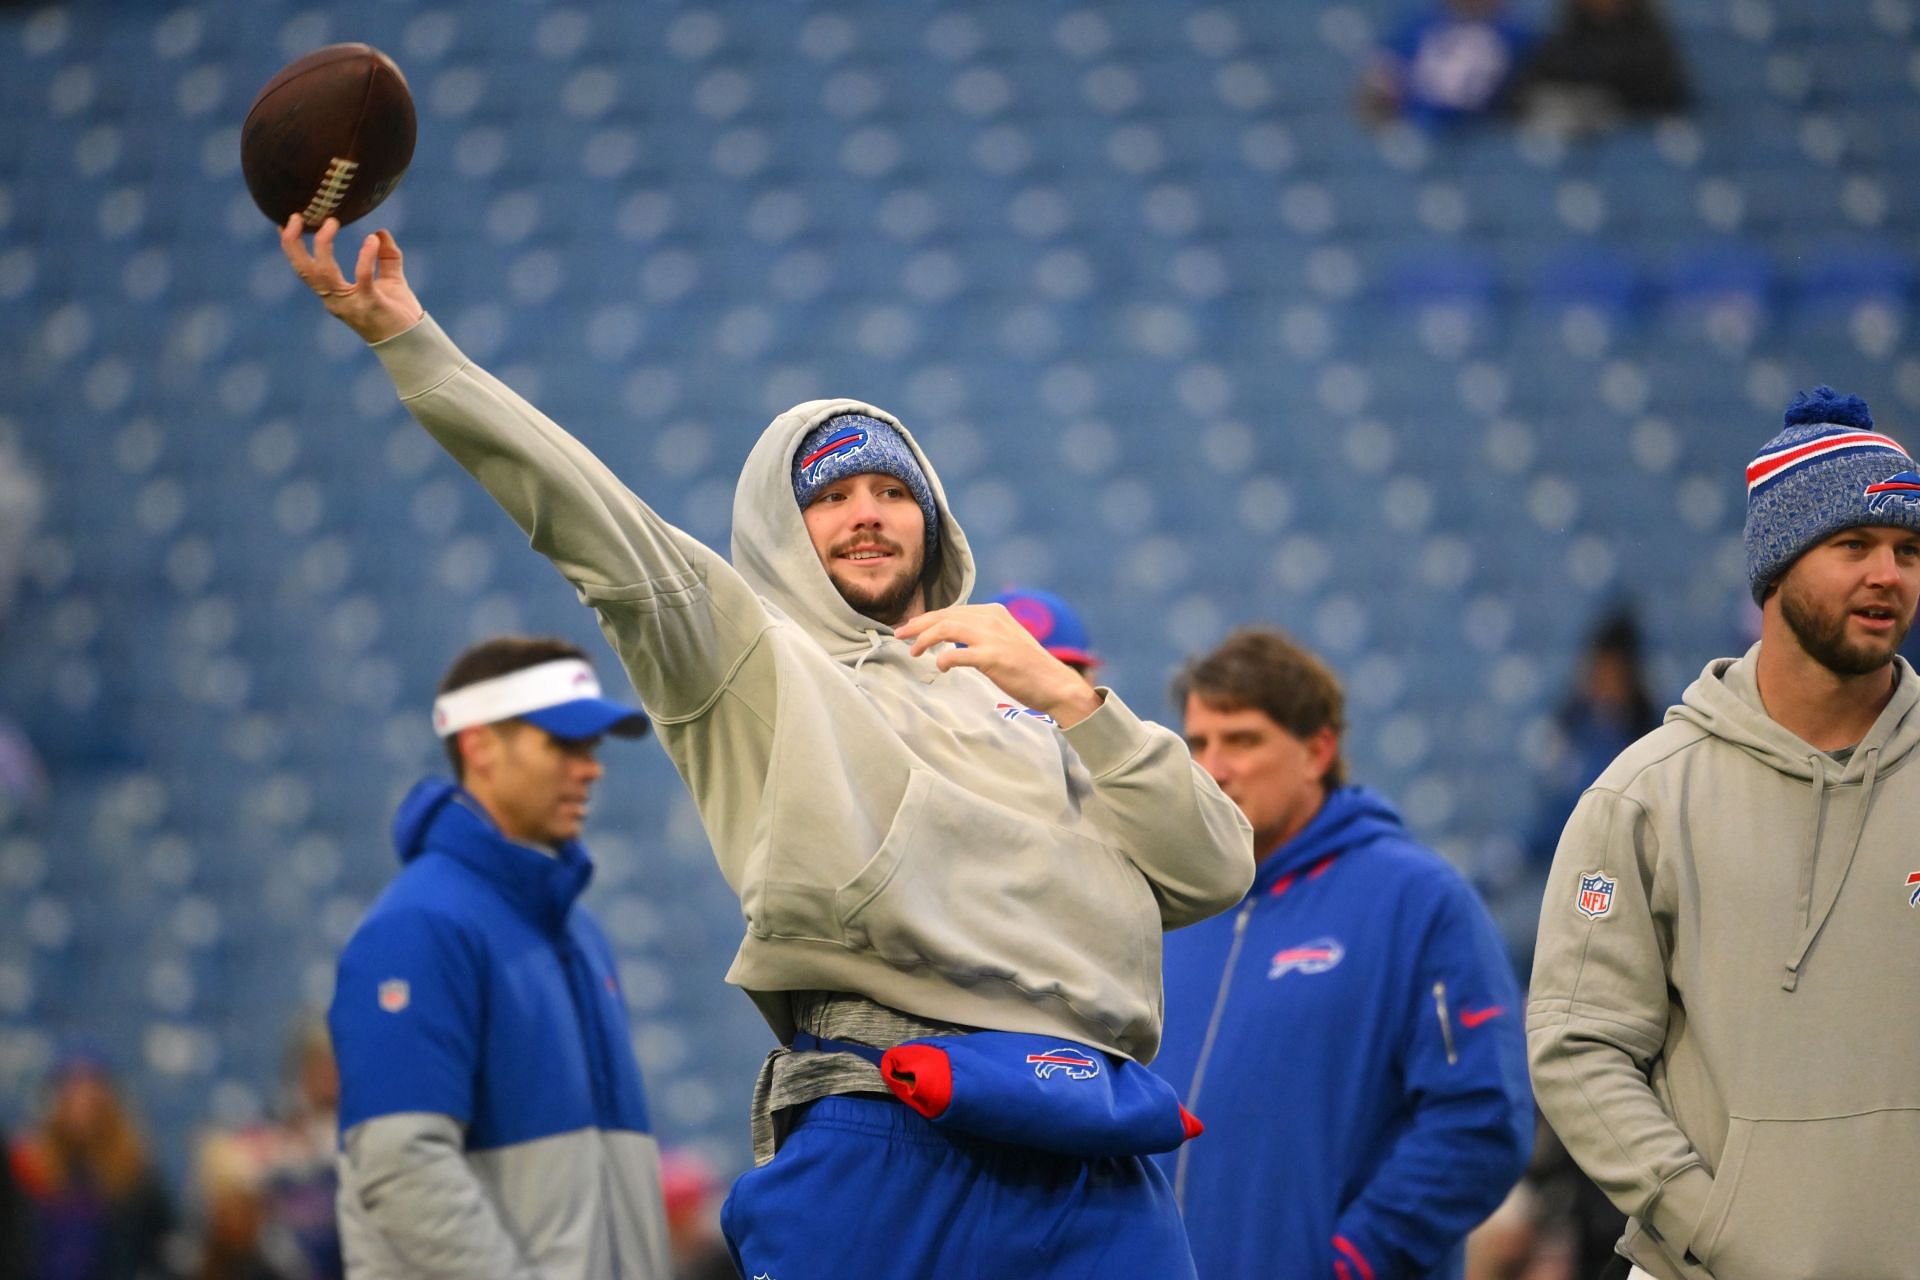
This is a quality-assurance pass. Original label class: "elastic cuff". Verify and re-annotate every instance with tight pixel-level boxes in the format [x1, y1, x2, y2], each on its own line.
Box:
[1645, 1163, 1714, 1258]
[1058, 688, 1149, 776]
[371, 313, 466, 399]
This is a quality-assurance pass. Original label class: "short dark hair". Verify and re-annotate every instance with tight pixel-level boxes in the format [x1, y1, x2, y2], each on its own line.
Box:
[1170, 626, 1348, 790]
[438, 635, 592, 780]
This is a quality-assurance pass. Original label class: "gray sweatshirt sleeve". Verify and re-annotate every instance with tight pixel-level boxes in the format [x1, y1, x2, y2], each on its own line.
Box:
[1527, 786, 1715, 1262]
[1062, 689, 1256, 927]
[340, 1113, 537, 1280]
[368, 316, 772, 724]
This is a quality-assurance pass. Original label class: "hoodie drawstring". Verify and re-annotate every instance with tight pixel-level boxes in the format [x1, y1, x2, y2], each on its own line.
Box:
[852, 629, 884, 677]
[1783, 745, 1882, 991]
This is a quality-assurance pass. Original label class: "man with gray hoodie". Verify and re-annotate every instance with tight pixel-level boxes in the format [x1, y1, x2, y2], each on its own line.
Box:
[1529, 386, 1920, 1280]
[282, 218, 1254, 1279]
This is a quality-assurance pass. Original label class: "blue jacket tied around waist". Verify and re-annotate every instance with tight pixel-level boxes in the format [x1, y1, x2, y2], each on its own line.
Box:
[332, 779, 654, 1146]
[1155, 786, 1532, 1280]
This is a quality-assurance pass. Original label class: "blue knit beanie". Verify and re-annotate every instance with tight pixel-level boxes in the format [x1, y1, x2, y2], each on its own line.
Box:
[1744, 386, 1920, 601]
[792, 414, 939, 559]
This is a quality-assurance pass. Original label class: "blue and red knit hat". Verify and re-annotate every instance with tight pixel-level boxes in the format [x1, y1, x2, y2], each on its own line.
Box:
[1744, 386, 1920, 601]
[792, 414, 939, 560]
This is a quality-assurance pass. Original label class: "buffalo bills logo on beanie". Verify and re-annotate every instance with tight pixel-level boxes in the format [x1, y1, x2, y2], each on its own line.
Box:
[1743, 386, 1920, 602]
[792, 414, 939, 561]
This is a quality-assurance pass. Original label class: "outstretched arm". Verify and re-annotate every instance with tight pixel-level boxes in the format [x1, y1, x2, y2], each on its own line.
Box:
[276, 218, 771, 724]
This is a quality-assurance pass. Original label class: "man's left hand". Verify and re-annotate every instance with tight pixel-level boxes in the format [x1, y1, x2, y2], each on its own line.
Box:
[894, 605, 1104, 728]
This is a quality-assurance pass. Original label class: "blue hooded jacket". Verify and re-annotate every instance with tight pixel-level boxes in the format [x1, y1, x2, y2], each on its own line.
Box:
[1154, 787, 1531, 1280]
[330, 778, 653, 1147]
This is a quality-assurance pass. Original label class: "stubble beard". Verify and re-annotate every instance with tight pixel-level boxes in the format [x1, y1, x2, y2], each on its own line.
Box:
[1780, 578, 1911, 677]
[828, 541, 926, 628]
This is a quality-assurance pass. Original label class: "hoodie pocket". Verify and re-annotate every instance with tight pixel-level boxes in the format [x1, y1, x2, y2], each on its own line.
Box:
[1688, 1111, 1920, 1280]
[834, 768, 1161, 1036]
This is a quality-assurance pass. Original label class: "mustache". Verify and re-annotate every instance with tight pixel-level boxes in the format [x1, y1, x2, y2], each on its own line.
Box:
[830, 534, 906, 558]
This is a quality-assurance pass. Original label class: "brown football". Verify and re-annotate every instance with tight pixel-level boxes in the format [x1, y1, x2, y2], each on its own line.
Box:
[241, 43, 416, 230]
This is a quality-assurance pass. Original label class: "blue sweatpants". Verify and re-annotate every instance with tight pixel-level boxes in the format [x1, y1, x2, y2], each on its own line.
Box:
[721, 1095, 1198, 1279]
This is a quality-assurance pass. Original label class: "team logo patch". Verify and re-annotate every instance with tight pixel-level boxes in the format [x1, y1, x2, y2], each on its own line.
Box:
[797, 425, 868, 477]
[1269, 937, 1344, 979]
[1026, 1047, 1102, 1081]
[996, 702, 1058, 725]
[1577, 872, 1616, 919]
[1907, 872, 1920, 908]
[378, 979, 410, 1013]
[1865, 471, 1920, 515]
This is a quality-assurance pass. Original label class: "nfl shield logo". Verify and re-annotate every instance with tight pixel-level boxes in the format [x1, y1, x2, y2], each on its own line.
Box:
[1576, 872, 1616, 919]
[378, 979, 410, 1013]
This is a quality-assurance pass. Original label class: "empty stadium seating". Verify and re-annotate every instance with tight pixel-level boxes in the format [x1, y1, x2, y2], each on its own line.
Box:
[1, 0, 1915, 1184]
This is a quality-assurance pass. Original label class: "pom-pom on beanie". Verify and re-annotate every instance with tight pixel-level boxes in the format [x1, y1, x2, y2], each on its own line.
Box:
[1744, 386, 1920, 602]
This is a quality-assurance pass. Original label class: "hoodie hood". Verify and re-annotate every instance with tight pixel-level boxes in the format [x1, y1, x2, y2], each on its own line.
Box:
[731, 399, 975, 658]
[1253, 785, 1408, 893]
[391, 777, 594, 933]
[1667, 643, 1920, 781]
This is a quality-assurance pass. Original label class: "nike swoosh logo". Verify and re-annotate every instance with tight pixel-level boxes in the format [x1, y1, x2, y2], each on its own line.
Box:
[1459, 1006, 1505, 1028]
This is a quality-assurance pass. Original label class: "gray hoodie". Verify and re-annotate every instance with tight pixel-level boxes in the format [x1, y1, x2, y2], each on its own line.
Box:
[1529, 644, 1920, 1280]
[370, 316, 1255, 1063]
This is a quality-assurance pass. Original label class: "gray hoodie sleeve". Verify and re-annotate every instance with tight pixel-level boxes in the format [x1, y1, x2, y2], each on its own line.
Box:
[1063, 690, 1256, 927]
[340, 1113, 537, 1280]
[368, 315, 772, 723]
[1527, 786, 1715, 1263]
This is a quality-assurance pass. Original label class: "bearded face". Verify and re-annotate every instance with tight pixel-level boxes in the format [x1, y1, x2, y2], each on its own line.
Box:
[801, 473, 930, 627]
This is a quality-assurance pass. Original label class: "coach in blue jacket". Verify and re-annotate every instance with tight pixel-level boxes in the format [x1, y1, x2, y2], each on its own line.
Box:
[1156, 627, 1531, 1280]
[329, 635, 670, 1278]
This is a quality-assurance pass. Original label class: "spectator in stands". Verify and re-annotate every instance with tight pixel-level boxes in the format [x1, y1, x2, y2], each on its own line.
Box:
[1, 1122, 25, 1280]
[1520, 1120, 1629, 1280]
[255, 1017, 338, 1280]
[328, 636, 670, 1277]
[1511, 0, 1692, 134]
[1463, 1180, 1543, 1280]
[1525, 608, 1661, 869]
[1156, 627, 1532, 1280]
[1358, 0, 1537, 129]
[7, 1051, 174, 1280]
[169, 1132, 304, 1280]
[656, 1149, 734, 1280]
[988, 587, 1100, 684]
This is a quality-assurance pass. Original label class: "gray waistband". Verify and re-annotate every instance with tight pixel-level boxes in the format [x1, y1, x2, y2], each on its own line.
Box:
[748, 992, 968, 1165]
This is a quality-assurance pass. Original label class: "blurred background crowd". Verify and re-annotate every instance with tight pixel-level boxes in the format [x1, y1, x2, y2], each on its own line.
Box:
[1, 0, 1916, 1275]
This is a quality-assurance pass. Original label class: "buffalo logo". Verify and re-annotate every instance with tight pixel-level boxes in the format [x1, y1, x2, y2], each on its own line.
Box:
[996, 702, 1058, 725]
[1269, 937, 1344, 979]
[1026, 1048, 1102, 1081]
[1907, 871, 1920, 908]
[378, 979, 410, 1013]
[1866, 471, 1920, 515]
[797, 425, 868, 478]
[1577, 872, 1616, 919]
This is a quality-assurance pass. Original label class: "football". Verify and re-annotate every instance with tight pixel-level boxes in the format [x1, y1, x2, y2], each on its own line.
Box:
[241, 43, 417, 230]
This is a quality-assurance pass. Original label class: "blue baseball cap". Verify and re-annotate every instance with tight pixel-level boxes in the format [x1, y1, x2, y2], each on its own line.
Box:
[991, 588, 1100, 669]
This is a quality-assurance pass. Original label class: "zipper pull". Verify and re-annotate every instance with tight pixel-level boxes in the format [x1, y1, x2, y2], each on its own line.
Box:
[1432, 980, 1458, 1065]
